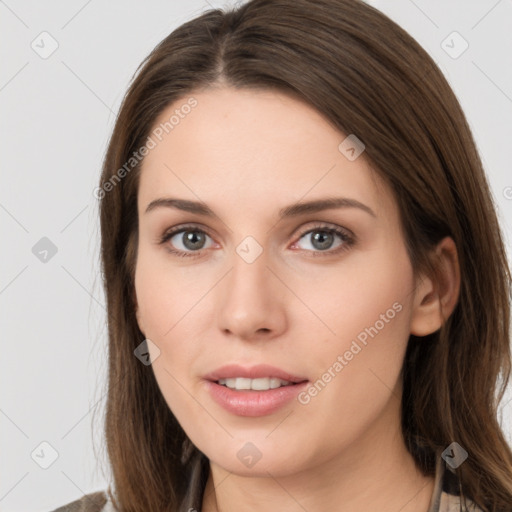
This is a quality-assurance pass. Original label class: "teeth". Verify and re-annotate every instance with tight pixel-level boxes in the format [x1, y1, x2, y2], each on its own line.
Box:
[217, 377, 293, 390]
[269, 378, 283, 389]
[236, 377, 251, 390]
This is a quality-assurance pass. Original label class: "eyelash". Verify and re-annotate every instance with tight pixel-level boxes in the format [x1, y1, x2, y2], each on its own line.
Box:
[158, 223, 355, 259]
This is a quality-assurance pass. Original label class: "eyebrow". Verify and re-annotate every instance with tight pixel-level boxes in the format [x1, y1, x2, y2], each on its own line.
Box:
[145, 196, 376, 219]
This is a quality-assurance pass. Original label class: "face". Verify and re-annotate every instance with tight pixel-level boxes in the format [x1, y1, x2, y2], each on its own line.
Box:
[134, 86, 421, 477]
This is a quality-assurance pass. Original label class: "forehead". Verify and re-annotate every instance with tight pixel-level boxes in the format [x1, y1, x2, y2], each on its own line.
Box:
[138, 87, 392, 218]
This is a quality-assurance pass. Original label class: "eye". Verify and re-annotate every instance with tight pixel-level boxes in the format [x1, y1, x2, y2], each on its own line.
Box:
[159, 225, 215, 258]
[292, 224, 354, 256]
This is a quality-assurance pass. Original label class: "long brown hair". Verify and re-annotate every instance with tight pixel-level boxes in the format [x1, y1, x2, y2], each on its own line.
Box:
[97, 0, 512, 510]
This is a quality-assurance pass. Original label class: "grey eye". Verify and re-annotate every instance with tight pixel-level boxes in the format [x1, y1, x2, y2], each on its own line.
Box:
[297, 230, 344, 251]
[170, 230, 213, 252]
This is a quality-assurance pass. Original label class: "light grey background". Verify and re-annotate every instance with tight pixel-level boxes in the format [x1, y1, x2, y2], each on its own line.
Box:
[1, 1, 511, 510]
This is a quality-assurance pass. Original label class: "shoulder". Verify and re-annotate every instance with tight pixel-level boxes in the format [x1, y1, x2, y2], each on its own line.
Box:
[50, 490, 116, 512]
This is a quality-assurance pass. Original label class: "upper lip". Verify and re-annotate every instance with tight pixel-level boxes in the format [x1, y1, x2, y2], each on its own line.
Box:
[204, 364, 308, 383]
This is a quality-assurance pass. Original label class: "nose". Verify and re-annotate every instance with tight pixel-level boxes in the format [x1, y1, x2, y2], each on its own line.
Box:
[216, 249, 288, 342]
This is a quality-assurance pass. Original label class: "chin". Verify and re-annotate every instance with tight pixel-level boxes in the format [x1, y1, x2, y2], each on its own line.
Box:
[201, 437, 313, 478]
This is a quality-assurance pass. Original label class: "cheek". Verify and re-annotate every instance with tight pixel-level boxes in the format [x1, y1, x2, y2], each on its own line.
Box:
[134, 249, 214, 386]
[134, 257, 200, 422]
[298, 239, 413, 348]
[134, 246, 200, 339]
[297, 249, 413, 428]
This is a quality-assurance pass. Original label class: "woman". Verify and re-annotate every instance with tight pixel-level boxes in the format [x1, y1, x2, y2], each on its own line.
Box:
[53, 0, 512, 510]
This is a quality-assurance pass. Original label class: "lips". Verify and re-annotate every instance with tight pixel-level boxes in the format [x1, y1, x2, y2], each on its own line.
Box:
[202, 364, 310, 416]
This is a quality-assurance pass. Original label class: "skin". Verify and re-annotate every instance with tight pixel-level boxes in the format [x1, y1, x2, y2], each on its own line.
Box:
[134, 87, 460, 512]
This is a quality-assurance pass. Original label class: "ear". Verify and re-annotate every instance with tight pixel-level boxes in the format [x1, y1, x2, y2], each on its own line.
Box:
[410, 236, 460, 336]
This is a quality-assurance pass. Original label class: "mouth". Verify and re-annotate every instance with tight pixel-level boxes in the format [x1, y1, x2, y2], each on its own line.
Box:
[203, 363, 309, 388]
[216, 377, 306, 391]
[202, 364, 309, 416]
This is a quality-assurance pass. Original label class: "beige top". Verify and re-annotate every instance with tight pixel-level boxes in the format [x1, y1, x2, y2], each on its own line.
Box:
[50, 455, 483, 512]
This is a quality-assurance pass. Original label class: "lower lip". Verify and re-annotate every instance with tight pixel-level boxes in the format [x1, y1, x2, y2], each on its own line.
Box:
[204, 380, 309, 417]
